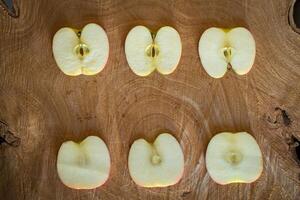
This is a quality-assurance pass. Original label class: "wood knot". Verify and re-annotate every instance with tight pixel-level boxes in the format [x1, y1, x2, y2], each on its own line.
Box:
[0, 120, 20, 147]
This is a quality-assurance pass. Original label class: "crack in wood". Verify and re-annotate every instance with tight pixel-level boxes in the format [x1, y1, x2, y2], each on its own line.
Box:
[288, 0, 300, 33]
[181, 191, 192, 198]
[0, 120, 20, 147]
[0, 0, 19, 18]
[275, 107, 292, 126]
[287, 135, 300, 167]
[265, 107, 292, 128]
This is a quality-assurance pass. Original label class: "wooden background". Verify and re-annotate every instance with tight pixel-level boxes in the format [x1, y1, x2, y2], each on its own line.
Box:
[0, 0, 300, 199]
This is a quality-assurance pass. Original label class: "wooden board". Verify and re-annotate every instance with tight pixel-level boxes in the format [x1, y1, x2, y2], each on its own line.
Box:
[0, 0, 300, 199]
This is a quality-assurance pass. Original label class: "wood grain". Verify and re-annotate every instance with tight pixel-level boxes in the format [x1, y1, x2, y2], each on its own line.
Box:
[0, 0, 300, 199]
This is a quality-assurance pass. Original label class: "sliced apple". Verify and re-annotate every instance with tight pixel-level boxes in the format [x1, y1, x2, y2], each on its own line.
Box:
[128, 133, 184, 187]
[125, 26, 182, 76]
[52, 23, 109, 76]
[205, 132, 263, 185]
[57, 136, 111, 189]
[198, 27, 256, 78]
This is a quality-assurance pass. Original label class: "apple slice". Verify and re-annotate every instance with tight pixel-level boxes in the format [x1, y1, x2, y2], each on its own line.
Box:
[57, 136, 111, 189]
[125, 26, 182, 76]
[198, 27, 256, 78]
[52, 23, 109, 76]
[128, 133, 184, 187]
[205, 132, 263, 185]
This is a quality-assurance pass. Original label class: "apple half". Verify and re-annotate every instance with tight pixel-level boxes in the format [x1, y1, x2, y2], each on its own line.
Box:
[128, 133, 184, 187]
[57, 136, 111, 189]
[52, 23, 109, 76]
[125, 26, 182, 76]
[205, 132, 263, 185]
[198, 27, 256, 78]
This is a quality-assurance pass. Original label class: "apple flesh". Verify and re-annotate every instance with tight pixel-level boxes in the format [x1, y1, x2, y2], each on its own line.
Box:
[205, 132, 263, 185]
[125, 26, 182, 76]
[52, 23, 109, 76]
[57, 136, 111, 189]
[128, 133, 184, 187]
[198, 27, 256, 78]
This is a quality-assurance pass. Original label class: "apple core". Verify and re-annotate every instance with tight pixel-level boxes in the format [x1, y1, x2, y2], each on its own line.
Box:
[77, 152, 88, 166]
[145, 44, 159, 58]
[74, 43, 90, 60]
[222, 47, 233, 62]
[225, 150, 243, 165]
[151, 153, 161, 165]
